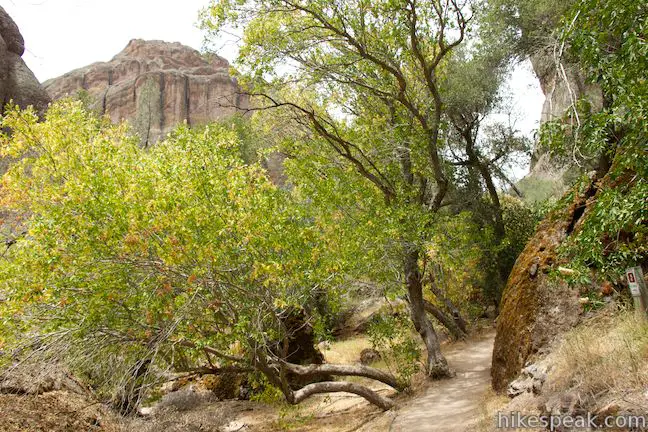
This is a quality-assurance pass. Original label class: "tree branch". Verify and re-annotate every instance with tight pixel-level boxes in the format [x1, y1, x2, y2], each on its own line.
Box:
[280, 362, 403, 391]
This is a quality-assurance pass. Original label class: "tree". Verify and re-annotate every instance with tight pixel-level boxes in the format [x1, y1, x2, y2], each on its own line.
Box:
[441, 48, 533, 306]
[482, 0, 575, 57]
[202, 0, 475, 378]
[0, 101, 401, 410]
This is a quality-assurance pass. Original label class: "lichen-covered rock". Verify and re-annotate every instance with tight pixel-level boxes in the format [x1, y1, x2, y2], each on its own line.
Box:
[507, 362, 549, 398]
[491, 180, 599, 392]
[44, 39, 249, 146]
[198, 373, 248, 400]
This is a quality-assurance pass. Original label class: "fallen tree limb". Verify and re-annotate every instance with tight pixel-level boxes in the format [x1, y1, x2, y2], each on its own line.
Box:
[290, 381, 395, 410]
[279, 362, 403, 391]
[423, 300, 466, 340]
[427, 278, 469, 333]
[178, 365, 254, 375]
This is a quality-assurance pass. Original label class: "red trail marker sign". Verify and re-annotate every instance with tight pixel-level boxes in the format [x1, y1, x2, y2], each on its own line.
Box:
[626, 266, 648, 319]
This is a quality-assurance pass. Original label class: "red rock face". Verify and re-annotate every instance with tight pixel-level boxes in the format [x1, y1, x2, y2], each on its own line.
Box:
[44, 39, 249, 145]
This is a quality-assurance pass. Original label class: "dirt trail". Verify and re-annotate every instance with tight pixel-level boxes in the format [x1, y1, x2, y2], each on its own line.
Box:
[389, 331, 495, 432]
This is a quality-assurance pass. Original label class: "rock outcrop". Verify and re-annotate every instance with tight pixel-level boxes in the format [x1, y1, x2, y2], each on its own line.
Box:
[44, 39, 248, 146]
[530, 49, 602, 127]
[1, 7, 51, 245]
[0, 6, 51, 116]
[527, 49, 602, 178]
[517, 48, 603, 203]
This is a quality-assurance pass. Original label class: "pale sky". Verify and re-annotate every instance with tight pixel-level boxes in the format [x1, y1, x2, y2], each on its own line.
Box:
[4, 0, 544, 177]
[3, 0, 237, 81]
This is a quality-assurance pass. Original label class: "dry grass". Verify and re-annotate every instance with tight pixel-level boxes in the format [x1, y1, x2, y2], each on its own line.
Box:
[472, 389, 510, 432]
[547, 313, 648, 398]
[321, 336, 373, 365]
[0, 391, 121, 432]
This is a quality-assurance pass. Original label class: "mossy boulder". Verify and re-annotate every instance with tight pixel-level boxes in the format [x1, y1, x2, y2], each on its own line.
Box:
[491, 181, 599, 392]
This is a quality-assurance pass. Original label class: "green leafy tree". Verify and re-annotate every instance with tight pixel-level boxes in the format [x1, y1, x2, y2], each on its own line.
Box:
[441, 45, 533, 306]
[0, 101, 401, 411]
[201, 0, 477, 378]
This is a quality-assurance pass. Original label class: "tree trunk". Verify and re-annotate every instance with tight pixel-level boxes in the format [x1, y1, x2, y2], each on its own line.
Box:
[290, 381, 394, 410]
[404, 248, 451, 378]
[423, 300, 466, 340]
[253, 348, 402, 410]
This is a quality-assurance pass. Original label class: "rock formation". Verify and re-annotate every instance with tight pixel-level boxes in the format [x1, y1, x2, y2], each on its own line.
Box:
[531, 49, 602, 127]
[491, 175, 602, 392]
[44, 39, 249, 146]
[0, 6, 51, 116]
[517, 49, 604, 202]
[527, 50, 602, 176]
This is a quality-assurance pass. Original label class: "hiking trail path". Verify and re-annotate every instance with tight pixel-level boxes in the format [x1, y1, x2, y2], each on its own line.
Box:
[388, 331, 495, 432]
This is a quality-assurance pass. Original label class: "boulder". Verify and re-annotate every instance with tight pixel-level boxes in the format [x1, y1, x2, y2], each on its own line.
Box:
[359, 348, 381, 365]
[44, 39, 249, 146]
[491, 179, 599, 392]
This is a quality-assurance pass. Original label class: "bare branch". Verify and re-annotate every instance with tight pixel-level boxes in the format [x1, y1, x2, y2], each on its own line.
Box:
[280, 362, 403, 390]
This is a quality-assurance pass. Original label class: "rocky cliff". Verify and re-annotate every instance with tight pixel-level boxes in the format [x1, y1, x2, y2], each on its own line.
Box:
[0, 6, 50, 117]
[527, 49, 602, 176]
[44, 39, 249, 146]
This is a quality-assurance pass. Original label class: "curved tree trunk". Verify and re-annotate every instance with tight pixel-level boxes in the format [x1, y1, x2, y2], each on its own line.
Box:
[404, 248, 451, 378]
[252, 349, 402, 410]
[290, 381, 394, 410]
[281, 362, 403, 390]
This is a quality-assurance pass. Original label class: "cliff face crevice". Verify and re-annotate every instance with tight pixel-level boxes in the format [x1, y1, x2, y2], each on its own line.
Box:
[44, 39, 249, 145]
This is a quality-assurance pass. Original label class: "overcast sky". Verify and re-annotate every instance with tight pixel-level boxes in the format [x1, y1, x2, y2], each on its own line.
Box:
[4, 0, 544, 175]
[3, 0, 238, 81]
